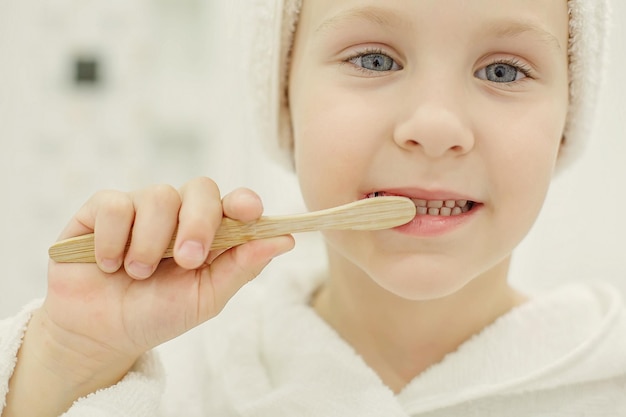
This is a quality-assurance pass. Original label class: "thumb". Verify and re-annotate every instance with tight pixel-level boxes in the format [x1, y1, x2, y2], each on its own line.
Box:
[197, 235, 294, 321]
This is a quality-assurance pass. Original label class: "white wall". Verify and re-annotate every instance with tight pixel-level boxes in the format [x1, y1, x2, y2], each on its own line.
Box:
[1, 2, 624, 317]
[0, 0, 222, 315]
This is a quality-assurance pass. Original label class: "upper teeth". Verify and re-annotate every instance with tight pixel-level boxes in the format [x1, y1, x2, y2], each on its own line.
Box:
[367, 192, 473, 217]
[414, 199, 471, 216]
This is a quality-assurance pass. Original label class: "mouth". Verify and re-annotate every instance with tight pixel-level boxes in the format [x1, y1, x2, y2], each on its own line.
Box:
[366, 191, 477, 217]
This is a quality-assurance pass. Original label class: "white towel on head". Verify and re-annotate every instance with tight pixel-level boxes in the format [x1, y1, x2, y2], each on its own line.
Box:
[563, 0, 612, 169]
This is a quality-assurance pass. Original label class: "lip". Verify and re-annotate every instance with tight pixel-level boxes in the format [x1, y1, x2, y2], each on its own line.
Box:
[361, 187, 482, 237]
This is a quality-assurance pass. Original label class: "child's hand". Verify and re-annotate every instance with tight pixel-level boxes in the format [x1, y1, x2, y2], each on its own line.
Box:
[48, 177, 294, 357]
[3, 178, 294, 416]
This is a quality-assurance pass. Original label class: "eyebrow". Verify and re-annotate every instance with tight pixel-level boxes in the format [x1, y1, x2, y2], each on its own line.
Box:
[314, 6, 410, 35]
[481, 19, 564, 52]
[315, 8, 563, 53]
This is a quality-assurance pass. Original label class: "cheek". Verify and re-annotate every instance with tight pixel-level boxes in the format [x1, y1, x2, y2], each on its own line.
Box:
[510, 103, 564, 176]
[484, 98, 566, 235]
[478, 86, 567, 174]
[292, 88, 387, 209]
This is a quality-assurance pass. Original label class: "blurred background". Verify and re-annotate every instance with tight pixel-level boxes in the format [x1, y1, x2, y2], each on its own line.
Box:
[1, 1, 624, 317]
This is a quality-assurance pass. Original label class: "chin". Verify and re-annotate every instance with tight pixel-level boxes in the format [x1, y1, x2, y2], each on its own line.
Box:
[363, 258, 479, 302]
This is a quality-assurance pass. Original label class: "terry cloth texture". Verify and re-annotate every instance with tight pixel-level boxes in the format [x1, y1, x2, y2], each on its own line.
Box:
[246, 0, 610, 171]
[4, 270, 625, 416]
[0, 300, 164, 416]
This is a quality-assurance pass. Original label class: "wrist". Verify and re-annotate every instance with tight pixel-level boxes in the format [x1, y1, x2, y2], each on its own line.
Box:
[32, 308, 138, 387]
[2, 309, 138, 417]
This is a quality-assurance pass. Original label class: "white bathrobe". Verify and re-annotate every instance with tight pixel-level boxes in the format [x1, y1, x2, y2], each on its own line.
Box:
[2, 268, 626, 416]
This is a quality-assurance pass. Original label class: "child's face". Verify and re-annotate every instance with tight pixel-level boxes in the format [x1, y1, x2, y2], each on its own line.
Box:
[288, 0, 569, 299]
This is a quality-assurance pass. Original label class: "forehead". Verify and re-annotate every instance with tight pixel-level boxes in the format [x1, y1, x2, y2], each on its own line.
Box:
[298, 0, 569, 50]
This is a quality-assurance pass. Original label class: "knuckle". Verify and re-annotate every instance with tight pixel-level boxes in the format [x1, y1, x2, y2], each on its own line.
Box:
[192, 176, 219, 193]
[181, 176, 220, 198]
[144, 184, 181, 210]
[97, 191, 134, 219]
[180, 179, 223, 226]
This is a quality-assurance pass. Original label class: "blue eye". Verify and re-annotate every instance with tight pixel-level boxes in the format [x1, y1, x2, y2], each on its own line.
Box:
[475, 62, 528, 83]
[349, 52, 401, 72]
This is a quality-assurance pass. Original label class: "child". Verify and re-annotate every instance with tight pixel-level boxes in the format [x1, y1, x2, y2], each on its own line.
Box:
[2, 0, 625, 415]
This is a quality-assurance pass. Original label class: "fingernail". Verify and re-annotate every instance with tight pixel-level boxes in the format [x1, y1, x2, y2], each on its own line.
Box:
[100, 258, 121, 273]
[178, 240, 206, 263]
[127, 261, 155, 279]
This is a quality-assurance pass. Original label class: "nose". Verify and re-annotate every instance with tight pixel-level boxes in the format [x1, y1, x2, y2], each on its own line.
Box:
[393, 99, 475, 159]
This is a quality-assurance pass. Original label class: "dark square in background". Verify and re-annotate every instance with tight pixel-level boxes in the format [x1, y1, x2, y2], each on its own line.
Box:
[74, 58, 100, 85]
